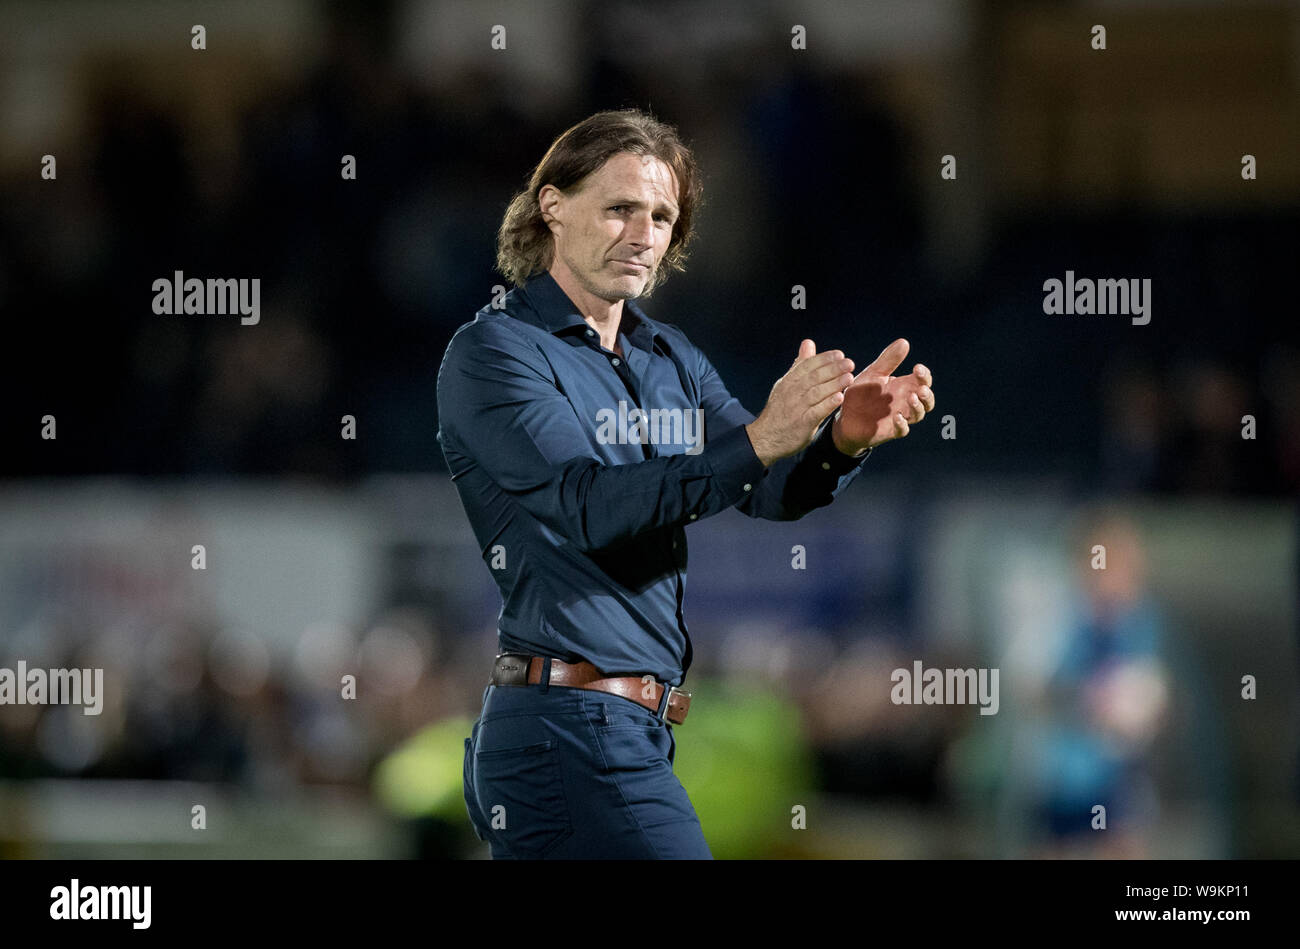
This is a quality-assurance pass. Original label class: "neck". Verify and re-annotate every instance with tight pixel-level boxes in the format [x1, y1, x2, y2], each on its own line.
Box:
[548, 262, 624, 353]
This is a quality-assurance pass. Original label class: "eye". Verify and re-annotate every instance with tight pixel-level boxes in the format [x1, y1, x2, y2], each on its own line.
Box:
[609, 205, 627, 213]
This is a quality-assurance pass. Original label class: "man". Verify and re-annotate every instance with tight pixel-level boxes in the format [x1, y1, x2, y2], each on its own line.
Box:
[437, 108, 935, 859]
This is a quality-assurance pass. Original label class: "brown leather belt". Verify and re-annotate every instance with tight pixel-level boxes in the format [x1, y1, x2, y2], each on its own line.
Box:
[489, 654, 692, 725]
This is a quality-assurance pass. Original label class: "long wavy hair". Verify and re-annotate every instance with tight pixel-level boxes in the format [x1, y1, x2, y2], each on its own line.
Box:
[495, 109, 703, 296]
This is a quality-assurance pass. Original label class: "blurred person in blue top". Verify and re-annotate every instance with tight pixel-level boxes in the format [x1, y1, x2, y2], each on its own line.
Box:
[1037, 511, 1169, 857]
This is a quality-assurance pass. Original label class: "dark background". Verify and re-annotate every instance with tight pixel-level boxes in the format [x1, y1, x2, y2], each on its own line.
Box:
[0, 0, 1295, 859]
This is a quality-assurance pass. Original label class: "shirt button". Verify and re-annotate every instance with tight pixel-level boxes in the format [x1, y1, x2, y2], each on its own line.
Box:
[821, 462, 831, 471]
[611, 358, 621, 367]
[743, 483, 752, 491]
[689, 514, 697, 521]
[585, 328, 595, 337]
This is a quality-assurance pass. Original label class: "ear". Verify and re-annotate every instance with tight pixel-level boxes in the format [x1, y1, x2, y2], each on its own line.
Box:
[538, 184, 562, 229]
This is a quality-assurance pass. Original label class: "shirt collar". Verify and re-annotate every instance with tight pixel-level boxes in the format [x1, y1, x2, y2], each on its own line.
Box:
[518, 269, 660, 354]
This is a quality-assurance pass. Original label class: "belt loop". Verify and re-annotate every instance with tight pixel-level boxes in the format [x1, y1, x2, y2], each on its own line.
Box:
[539, 656, 552, 693]
[655, 679, 671, 719]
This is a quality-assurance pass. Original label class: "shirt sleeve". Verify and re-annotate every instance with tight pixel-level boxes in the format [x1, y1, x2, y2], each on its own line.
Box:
[691, 337, 871, 520]
[436, 318, 768, 552]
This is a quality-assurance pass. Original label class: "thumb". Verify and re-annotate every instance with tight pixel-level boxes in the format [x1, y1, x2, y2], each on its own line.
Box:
[793, 338, 816, 365]
[866, 338, 909, 377]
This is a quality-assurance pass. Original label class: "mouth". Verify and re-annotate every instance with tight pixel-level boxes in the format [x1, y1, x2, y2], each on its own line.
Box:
[614, 260, 650, 272]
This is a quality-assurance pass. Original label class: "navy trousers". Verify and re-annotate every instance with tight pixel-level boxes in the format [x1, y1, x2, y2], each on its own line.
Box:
[462, 681, 713, 859]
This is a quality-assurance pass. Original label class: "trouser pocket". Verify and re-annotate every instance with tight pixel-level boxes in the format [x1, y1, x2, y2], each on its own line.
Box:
[473, 724, 574, 858]
[585, 702, 699, 834]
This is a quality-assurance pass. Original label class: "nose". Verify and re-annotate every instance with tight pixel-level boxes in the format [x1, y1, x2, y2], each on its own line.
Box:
[625, 209, 654, 249]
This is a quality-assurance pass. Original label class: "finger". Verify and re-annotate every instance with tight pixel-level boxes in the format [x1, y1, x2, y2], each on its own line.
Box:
[807, 371, 855, 406]
[804, 355, 855, 389]
[793, 339, 817, 365]
[918, 385, 935, 412]
[893, 412, 910, 438]
[808, 387, 845, 422]
[791, 349, 848, 382]
[907, 392, 926, 424]
[866, 338, 909, 377]
[912, 364, 932, 387]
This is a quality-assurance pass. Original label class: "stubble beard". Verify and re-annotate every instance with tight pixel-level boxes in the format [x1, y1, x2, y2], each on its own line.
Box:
[589, 260, 651, 303]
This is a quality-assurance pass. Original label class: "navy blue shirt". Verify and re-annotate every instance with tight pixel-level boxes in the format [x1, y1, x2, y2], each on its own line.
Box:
[436, 270, 871, 686]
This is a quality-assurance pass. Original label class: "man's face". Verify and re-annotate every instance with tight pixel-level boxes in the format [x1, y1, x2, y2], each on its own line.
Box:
[541, 151, 680, 303]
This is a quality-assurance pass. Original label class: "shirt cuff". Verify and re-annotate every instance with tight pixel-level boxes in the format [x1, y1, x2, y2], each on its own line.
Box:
[703, 423, 767, 508]
[802, 413, 872, 477]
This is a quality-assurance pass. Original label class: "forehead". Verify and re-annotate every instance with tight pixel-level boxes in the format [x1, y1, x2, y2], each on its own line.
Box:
[585, 152, 679, 206]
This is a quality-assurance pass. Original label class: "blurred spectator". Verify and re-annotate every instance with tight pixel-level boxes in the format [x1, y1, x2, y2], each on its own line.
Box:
[1030, 512, 1169, 857]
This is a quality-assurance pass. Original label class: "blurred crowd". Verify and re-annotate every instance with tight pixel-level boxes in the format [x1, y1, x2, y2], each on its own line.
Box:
[0, 603, 484, 788]
[0, 499, 1233, 858]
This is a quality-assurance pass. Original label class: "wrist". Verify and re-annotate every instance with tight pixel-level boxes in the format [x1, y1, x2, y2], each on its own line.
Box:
[830, 411, 869, 457]
[744, 421, 778, 467]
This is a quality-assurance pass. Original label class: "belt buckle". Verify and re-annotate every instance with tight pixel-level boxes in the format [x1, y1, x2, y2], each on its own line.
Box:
[493, 653, 531, 686]
[663, 685, 691, 722]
